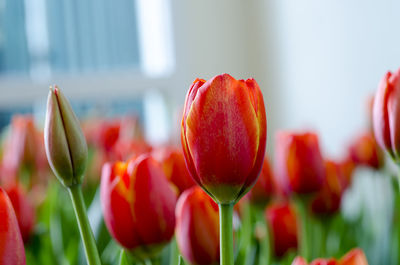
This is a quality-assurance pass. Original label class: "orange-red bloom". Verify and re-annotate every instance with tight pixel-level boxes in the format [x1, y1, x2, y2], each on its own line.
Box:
[152, 147, 196, 194]
[100, 155, 177, 259]
[0, 187, 26, 265]
[311, 160, 346, 215]
[247, 156, 275, 206]
[6, 185, 35, 243]
[291, 248, 368, 265]
[348, 132, 383, 170]
[181, 74, 267, 204]
[175, 186, 219, 265]
[274, 131, 325, 195]
[372, 67, 400, 159]
[265, 201, 298, 257]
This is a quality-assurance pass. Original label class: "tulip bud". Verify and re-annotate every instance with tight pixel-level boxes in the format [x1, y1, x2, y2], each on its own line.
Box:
[348, 132, 383, 170]
[265, 201, 298, 257]
[152, 147, 196, 194]
[373, 68, 400, 160]
[181, 74, 267, 204]
[175, 186, 219, 265]
[311, 160, 345, 215]
[0, 187, 26, 265]
[6, 185, 35, 243]
[339, 248, 368, 265]
[100, 155, 177, 260]
[247, 156, 275, 207]
[44, 86, 88, 187]
[274, 131, 325, 195]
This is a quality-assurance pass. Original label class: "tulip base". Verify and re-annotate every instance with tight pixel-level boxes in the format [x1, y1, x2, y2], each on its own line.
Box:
[68, 184, 101, 265]
[219, 203, 234, 265]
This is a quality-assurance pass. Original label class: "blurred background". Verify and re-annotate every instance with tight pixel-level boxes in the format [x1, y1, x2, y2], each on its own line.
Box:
[1, 1, 400, 264]
[1, 0, 399, 155]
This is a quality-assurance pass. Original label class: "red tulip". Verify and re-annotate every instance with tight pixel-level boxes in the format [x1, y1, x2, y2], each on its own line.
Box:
[311, 160, 345, 215]
[265, 201, 298, 257]
[0, 187, 26, 265]
[348, 132, 383, 170]
[247, 156, 275, 206]
[337, 157, 356, 190]
[6, 185, 35, 243]
[152, 147, 196, 194]
[372, 68, 400, 159]
[175, 186, 219, 265]
[181, 73, 267, 204]
[339, 248, 368, 265]
[100, 155, 177, 259]
[274, 131, 325, 195]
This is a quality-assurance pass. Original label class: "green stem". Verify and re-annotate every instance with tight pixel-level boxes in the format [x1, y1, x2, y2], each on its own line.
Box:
[219, 203, 234, 265]
[257, 209, 270, 265]
[68, 185, 102, 265]
[169, 238, 179, 265]
[295, 198, 309, 260]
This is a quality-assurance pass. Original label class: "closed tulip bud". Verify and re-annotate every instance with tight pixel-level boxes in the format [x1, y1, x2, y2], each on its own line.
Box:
[274, 131, 325, 195]
[100, 155, 177, 260]
[44, 86, 88, 187]
[311, 160, 345, 215]
[247, 156, 275, 207]
[6, 185, 35, 243]
[152, 147, 196, 194]
[339, 248, 368, 265]
[181, 74, 267, 204]
[175, 186, 219, 265]
[0, 187, 26, 265]
[373, 68, 400, 160]
[266, 201, 298, 257]
[348, 132, 383, 170]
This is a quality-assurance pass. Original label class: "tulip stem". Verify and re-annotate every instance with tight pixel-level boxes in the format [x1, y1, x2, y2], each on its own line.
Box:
[219, 203, 234, 265]
[295, 197, 309, 260]
[68, 184, 102, 265]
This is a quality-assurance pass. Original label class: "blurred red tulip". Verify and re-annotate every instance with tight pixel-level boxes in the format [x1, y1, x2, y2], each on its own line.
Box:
[6, 185, 35, 243]
[337, 157, 356, 190]
[1, 116, 39, 185]
[339, 248, 368, 265]
[292, 248, 368, 265]
[311, 160, 345, 215]
[247, 156, 275, 206]
[97, 120, 121, 152]
[348, 132, 383, 170]
[274, 131, 325, 195]
[175, 186, 219, 265]
[152, 147, 196, 194]
[266, 201, 298, 257]
[181, 74, 267, 204]
[100, 155, 177, 259]
[0, 187, 26, 265]
[292, 256, 308, 265]
[310, 259, 338, 265]
[372, 67, 400, 159]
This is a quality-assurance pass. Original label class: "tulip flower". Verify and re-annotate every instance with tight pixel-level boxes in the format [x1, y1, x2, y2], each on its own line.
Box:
[6, 185, 35, 243]
[311, 160, 345, 215]
[175, 186, 219, 265]
[181, 74, 267, 265]
[101, 155, 177, 260]
[265, 201, 298, 257]
[372, 67, 400, 160]
[44, 85, 88, 187]
[0, 187, 26, 265]
[339, 248, 368, 265]
[348, 132, 383, 170]
[152, 147, 196, 194]
[274, 131, 325, 195]
[181, 73, 267, 204]
[247, 156, 275, 207]
[44, 85, 100, 265]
